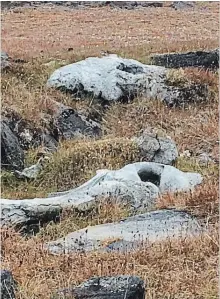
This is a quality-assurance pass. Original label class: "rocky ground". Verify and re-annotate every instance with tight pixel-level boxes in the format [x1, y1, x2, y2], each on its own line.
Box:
[1, 1, 219, 299]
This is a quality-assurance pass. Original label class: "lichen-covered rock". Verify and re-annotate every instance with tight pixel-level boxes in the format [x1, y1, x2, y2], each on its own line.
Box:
[1, 162, 202, 228]
[133, 131, 178, 165]
[45, 209, 202, 254]
[53, 275, 145, 299]
[47, 55, 209, 106]
[120, 162, 202, 193]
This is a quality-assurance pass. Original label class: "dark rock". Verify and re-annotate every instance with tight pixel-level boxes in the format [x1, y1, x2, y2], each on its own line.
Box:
[51, 101, 102, 140]
[1, 1, 36, 9]
[107, 1, 163, 9]
[1, 120, 24, 171]
[165, 83, 210, 107]
[1, 103, 100, 156]
[2, 109, 43, 150]
[53, 276, 145, 299]
[1, 1, 163, 10]
[0, 270, 17, 299]
[136, 1, 163, 7]
[2, 108, 58, 152]
[151, 49, 219, 70]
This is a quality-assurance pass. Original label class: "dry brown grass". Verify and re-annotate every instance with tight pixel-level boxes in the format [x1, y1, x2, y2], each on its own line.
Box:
[1, 225, 218, 299]
[1, 3, 219, 60]
[158, 158, 218, 222]
[1, 2, 219, 299]
[1, 137, 140, 198]
[105, 95, 218, 160]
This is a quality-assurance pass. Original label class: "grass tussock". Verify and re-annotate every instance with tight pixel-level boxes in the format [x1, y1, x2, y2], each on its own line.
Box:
[1, 137, 140, 198]
[38, 138, 139, 191]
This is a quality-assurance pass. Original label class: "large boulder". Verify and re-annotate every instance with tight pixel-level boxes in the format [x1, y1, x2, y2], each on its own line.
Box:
[48, 166, 161, 211]
[47, 55, 209, 106]
[53, 276, 145, 299]
[133, 131, 178, 165]
[48, 161, 202, 202]
[151, 48, 219, 70]
[45, 209, 202, 254]
[0, 270, 17, 299]
[119, 162, 202, 193]
[1, 120, 24, 171]
[1, 162, 202, 229]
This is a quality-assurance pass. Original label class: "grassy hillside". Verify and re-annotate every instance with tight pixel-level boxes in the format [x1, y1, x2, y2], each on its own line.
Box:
[1, 2, 219, 298]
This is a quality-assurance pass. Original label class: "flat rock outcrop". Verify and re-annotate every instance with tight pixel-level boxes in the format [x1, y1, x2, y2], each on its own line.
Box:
[45, 209, 202, 254]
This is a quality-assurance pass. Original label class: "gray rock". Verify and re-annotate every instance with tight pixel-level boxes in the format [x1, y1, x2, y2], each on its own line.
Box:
[14, 156, 50, 179]
[171, 1, 194, 10]
[49, 167, 160, 212]
[196, 152, 216, 165]
[49, 161, 202, 207]
[0, 169, 159, 229]
[53, 276, 145, 299]
[1, 52, 10, 70]
[133, 131, 178, 165]
[47, 55, 209, 106]
[151, 48, 219, 70]
[1, 120, 24, 171]
[120, 162, 202, 193]
[0, 270, 17, 299]
[45, 209, 202, 254]
[1, 162, 202, 229]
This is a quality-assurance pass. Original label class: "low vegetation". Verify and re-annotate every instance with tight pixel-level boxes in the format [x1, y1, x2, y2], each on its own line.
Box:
[1, 2, 219, 298]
